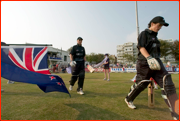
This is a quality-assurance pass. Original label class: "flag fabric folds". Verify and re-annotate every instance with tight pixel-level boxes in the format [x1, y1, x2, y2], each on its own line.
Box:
[93, 56, 108, 68]
[66, 66, 72, 74]
[1, 46, 70, 96]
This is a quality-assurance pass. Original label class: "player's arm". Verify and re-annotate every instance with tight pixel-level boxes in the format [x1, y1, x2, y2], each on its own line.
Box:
[70, 54, 73, 61]
[139, 47, 160, 70]
[83, 47, 86, 61]
[103, 61, 108, 65]
[69, 47, 76, 67]
[137, 31, 160, 70]
[84, 56, 86, 61]
[69, 46, 74, 61]
[139, 47, 150, 58]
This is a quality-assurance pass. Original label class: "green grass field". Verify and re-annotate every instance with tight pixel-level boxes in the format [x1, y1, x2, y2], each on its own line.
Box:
[1, 73, 179, 120]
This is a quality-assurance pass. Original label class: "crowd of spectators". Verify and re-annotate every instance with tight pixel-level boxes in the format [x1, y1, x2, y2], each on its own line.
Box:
[49, 61, 179, 73]
[164, 61, 179, 72]
[49, 62, 68, 73]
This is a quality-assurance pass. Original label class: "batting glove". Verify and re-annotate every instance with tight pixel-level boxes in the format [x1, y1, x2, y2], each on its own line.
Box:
[70, 61, 76, 67]
[146, 56, 161, 70]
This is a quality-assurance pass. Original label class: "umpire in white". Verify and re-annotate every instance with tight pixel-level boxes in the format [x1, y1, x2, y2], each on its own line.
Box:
[69, 37, 86, 95]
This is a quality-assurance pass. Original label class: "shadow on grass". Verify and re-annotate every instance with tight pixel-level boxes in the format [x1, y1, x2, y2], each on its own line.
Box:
[1, 91, 70, 98]
[65, 103, 128, 120]
[1, 89, 126, 99]
[135, 103, 170, 113]
[82, 91, 127, 98]
[84, 77, 105, 79]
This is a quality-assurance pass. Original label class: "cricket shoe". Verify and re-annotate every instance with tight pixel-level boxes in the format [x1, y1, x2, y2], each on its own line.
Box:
[125, 98, 136, 109]
[77, 88, 84, 95]
[172, 113, 179, 120]
[107, 79, 110, 81]
[173, 117, 179, 120]
[103, 78, 107, 80]
[69, 85, 73, 91]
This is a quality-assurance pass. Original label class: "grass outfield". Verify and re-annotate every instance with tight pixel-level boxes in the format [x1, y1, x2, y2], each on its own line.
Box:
[1, 73, 179, 120]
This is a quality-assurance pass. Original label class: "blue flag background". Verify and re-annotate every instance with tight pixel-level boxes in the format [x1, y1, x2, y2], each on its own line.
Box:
[1, 46, 70, 96]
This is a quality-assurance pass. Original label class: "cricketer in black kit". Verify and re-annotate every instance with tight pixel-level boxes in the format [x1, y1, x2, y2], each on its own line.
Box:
[69, 37, 86, 95]
[124, 16, 179, 120]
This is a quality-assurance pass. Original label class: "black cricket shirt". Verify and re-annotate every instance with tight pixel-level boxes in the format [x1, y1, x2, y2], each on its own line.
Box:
[137, 29, 161, 60]
[70, 44, 86, 62]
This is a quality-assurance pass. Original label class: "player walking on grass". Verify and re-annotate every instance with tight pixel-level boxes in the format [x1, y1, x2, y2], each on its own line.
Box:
[124, 16, 179, 120]
[69, 37, 86, 95]
[103, 54, 110, 81]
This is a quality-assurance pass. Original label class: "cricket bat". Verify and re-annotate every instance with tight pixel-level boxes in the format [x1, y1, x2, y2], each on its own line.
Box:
[87, 64, 95, 73]
[148, 78, 154, 108]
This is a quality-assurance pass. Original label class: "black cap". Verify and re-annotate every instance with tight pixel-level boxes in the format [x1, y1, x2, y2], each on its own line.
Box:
[77, 37, 83, 40]
[105, 53, 108, 56]
[150, 16, 169, 26]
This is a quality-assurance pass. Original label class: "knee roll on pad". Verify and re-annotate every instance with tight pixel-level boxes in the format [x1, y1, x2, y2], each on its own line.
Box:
[163, 74, 176, 96]
[79, 70, 85, 79]
[127, 80, 151, 102]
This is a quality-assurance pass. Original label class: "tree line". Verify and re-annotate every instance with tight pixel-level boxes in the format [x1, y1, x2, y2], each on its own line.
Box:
[67, 39, 179, 64]
[67, 47, 116, 64]
[159, 39, 179, 62]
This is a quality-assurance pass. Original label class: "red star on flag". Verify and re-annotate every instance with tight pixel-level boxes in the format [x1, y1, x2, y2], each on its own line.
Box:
[50, 76, 56, 80]
[57, 82, 62, 85]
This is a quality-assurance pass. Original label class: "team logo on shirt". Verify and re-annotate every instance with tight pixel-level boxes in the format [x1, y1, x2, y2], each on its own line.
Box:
[152, 38, 155, 40]
[152, 43, 156, 47]
[76, 49, 83, 52]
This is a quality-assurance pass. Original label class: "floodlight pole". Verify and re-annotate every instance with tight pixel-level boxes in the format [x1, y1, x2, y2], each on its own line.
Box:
[135, 1, 140, 38]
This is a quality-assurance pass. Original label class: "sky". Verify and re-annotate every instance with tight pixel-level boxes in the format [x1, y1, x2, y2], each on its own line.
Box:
[1, 1, 179, 55]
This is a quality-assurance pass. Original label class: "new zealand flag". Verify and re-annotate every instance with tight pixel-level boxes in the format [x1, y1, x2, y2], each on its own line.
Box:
[1, 46, 70, 96]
